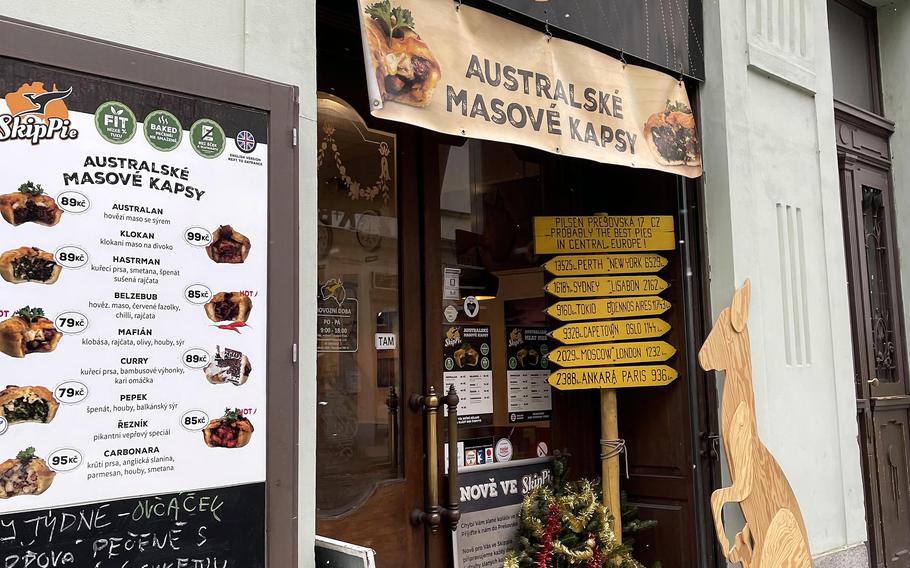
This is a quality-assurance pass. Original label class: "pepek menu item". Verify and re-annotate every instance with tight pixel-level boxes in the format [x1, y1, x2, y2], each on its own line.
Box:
[0, 307, 61, 358]
[0, 182, 63, 227]
[0, 447, 55, 499]
[0, 247, 61, 284]
[0, 385, 58, 424]
[206, 224, 251, 264]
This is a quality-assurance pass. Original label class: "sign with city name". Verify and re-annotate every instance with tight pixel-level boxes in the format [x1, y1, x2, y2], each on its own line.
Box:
[542, 253, 668, 276]
[545, 296, 672, 322]
[544, 275, 669, 299]
[550, 318, 671, 345]
[534, 215, 675, 254]
[548, 365, 679, 390]
[549, 341, 676, 367]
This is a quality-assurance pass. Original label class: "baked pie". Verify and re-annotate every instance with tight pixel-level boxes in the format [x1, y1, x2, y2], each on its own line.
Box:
[0, 182, 63, 227]
[0, 247, 61, 285]
[204, 292, 252, 323]
[206, 225, 251, 264]
[0, 386, 58, 424]
[204, 347, 252, 386]
[203, 408, 254, 448]
[0, 307, 61, 358]
[644, 101, 701, 167]
[0, 447, 55, 499]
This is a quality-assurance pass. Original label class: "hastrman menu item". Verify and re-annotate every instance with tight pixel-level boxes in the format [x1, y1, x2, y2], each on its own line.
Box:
[0, 182, 63, 227]
[0, 447, 55, 499]
[0, 307, 61, 358]
[0, 246, 61, 284]
[0, 385, 58, 424]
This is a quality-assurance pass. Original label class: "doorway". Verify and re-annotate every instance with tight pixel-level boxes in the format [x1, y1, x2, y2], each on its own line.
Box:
[314, 2, 717, 566]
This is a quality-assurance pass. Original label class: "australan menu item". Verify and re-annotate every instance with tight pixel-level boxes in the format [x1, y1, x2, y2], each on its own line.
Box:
[0, 182, 63, 227]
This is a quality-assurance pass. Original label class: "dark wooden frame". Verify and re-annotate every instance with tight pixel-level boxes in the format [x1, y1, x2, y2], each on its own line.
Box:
[829, 0, 884, 116]
[0, 16, 300, 567]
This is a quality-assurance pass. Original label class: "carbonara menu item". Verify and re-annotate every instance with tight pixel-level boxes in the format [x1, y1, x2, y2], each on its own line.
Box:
[0, 448, 55, 499]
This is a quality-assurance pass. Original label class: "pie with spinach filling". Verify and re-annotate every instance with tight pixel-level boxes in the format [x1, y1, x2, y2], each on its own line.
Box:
[0, 385, 58, 424]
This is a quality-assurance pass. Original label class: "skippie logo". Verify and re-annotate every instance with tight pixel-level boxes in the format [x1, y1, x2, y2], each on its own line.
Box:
[0, 82, 79, 144]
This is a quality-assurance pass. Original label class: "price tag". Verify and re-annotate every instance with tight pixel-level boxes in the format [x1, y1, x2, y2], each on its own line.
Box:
[0, 417, 8, 436]
[181, 410, 210, 431]
[55, 311, 89, 334]
[184, 284, 213, 305]
[48, 448, 83, 472]
[54, 246, 90, 269]
[182, 348, 211, 369]
[183, 227, 213, 247]
[56, 191, 91, 214]
[54, 381, 89, 404]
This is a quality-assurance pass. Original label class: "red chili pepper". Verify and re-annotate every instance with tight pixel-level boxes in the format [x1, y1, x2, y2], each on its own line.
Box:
[215, 321, 248, 334]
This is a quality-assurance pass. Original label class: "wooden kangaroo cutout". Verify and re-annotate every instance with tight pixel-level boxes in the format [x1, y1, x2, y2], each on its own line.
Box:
[698, 280, 812, 567]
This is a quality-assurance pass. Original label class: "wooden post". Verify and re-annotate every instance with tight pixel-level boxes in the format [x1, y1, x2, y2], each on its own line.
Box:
[601, 389, 622, 544]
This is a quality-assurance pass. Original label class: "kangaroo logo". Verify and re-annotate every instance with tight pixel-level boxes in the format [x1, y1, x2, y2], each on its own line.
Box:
[699, 280, 812, 567]
[0, 82, 78, 144]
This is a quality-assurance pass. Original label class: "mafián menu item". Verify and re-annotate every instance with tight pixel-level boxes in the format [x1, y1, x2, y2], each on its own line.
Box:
[0, 386, 59, 424]
[204, 292, 253, 323]
[643, 101, 701, 167]
[0, 447, 55, 499]
[0, 307, 61, 358]
[203, 408, 254, 448]
[0, 247, 62, 285]
[206, 225, 251, 264]
[204, 347, 252, 386]
[364, 0, 442, 107]
[454, 345, 479, 368]
[0, 182, 63, 227]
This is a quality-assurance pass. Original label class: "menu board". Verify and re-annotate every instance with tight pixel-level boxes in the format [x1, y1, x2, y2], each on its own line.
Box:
[443, 324, 493, 425]
[505, 327, 551, 423]
[0, 57, 268, 565]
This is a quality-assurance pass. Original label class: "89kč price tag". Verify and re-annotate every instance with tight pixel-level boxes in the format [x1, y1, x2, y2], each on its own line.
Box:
[54, 246, 89, 269]
[181, 410, 210, 432]
[182, 348, 211, 369]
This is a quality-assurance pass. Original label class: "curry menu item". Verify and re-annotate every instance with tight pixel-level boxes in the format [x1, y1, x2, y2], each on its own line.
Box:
[203, 408, 255, 448]
[204, 346, 252, 386]
[0, 386, 58, 425]
[0, 182, 63, 227]
[0, 307, 61, 358]
[206, 224, 251, 264]
[0, 447, 55, 499]
[0, 247, 61, 285]
[205, 291, 253, 323]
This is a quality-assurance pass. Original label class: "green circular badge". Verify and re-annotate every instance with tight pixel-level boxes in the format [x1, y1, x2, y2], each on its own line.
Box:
[480, 343, 490, 356]
[509, 357, 518, 370]
[445, 358, 455, 371]
[144, 110, 183, 151]
[94, 101, 137, 144]
[481, 357, 490, 370]
[190, 118, 226, 159]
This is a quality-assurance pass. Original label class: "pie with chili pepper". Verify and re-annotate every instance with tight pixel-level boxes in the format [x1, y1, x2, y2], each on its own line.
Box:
[204, 292, 252, 323]
[0, 447, 55, 499]
[203, 408, 254, 448]
[0, 386, 58, 424]
[206, 225, 251, 264]
[0, 247, 61, 285]
[0, 307, 61, 358]
[643, 101, 701, 167]
[0, 182, 63, 227]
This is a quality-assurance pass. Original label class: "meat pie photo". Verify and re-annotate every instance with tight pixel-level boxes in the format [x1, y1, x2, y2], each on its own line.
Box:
[0, 307, 61, 358]
[0, 386, 59, 424]
[0, 247, 62, 285]
[204, 346, 252, 386]
[643, 101, 701, 167]
[0, 182, 63, 227]
[364, 0, 441, 107]
[205, 225, 251, 264]
[203, 408, 254, 449]
[204, 292, 252, 323]
[0, 447, 55, 499]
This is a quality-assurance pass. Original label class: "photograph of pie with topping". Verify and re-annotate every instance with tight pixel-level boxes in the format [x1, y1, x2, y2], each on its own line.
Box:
[643, 100, 701, 167]
[0, 386, 58, 424]
[364, 0, 441, 108]
[0, 447, 55, 499]
[204, 346, 252, 386]
[0, 247, 61, 285]
[0, 307, 61, 358]
[204, 292, 252, 323]
[203, 408, 254, 448]
[205, 225, 251, 264]
[0, 182, 63, 227]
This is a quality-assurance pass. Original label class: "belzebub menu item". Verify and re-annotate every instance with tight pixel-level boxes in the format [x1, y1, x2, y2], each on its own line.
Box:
[0, 56, 268, 566]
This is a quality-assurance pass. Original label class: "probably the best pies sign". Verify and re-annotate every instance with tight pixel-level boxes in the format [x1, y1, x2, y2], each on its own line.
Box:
[357, 0, 703, 177]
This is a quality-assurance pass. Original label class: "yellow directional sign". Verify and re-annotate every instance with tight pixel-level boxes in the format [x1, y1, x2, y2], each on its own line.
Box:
[549, 341, 675, 367]
[548, 365, 678, 390]
[546, 296, 672, 322]
[551, 318, 671, 345]
[543, 253, 669, 276]
[534, 215, 675, 254]
[545, 275, 669, 298]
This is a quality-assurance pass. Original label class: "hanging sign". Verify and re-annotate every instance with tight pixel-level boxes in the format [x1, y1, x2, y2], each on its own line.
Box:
[545, 296, 672, 322]
[544, 275, 668, 299]
[355, 0, 702, 178]
[549, 341, 676, 368]
[548, 365, 679, 390]
[533, 216, 675, 254]
[550, 318, 671, 345]
[542, 253, 668, 276]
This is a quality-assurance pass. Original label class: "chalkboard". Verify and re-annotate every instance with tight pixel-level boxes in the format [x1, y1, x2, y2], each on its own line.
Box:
[315, 535, 376, 568]
[0, 483, 265, 567]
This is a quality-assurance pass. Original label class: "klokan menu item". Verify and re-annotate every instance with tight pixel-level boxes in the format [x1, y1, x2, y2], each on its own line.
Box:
[0, 56, 269, 566]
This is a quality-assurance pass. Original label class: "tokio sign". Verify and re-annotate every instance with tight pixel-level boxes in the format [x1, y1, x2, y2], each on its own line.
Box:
[548, 365, 679, 390]
[549, 341, 676, 368]
[542, 253, 668, 276]
[355, 0, 702, 178]
[533, 216, 676, 254]
[550, 318, 671, 345]
[544, 275, 669, 299]
[545, 296, 672, 322]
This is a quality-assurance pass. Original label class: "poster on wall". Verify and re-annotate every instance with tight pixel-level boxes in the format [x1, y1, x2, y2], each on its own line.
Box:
[355, 0, 702, 177]
[505, 327, 551, 423]
[0, 56, 268, 566]
[317, 278, 359, 353]
[443, 324, 493, 425]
